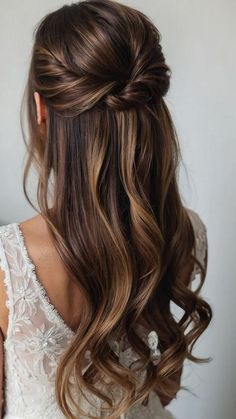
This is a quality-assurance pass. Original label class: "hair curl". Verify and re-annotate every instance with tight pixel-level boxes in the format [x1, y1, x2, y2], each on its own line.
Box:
[21, 0, 212, 417]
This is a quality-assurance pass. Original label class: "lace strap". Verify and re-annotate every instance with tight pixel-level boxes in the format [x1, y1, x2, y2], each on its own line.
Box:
[187, 209, 208, 281]
[0, 225, 15, 338]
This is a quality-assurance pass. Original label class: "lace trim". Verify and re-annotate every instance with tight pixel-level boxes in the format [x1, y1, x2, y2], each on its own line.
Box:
[0, 227, 15, 340]
[187, 208, 208, 281]
[14, 223, 75, 339]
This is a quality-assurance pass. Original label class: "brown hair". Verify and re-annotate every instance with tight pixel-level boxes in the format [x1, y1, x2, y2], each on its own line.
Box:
[21, 0, 212, 417]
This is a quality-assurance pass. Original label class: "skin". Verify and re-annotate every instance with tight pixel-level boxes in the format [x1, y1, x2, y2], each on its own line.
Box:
[0, 92, 193, 415]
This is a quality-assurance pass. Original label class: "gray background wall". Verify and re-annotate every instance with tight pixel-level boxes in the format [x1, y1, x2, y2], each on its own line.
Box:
[0, 1, 235, 418]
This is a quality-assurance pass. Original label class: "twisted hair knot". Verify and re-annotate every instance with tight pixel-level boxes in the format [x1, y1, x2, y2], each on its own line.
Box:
[105, 64, 171, 112]
[32, 0, 171, 117]
[34, 42, 171, 116]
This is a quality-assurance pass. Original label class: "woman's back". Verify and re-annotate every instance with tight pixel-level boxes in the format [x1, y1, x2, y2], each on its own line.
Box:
[0, 213, 84, 338]
[0, 208, 207, 418]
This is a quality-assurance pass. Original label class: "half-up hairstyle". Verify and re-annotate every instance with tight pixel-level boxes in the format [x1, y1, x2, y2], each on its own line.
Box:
[21, 0, 212, 417]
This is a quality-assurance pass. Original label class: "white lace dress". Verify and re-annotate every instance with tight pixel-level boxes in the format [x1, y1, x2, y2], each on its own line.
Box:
[0, 208, 207, 419]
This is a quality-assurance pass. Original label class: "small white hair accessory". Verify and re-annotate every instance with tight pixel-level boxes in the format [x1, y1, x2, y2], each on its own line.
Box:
[147, 330, 161, 365]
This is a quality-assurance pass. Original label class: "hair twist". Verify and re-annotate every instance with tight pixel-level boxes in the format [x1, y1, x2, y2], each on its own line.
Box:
[105, 40, 171, 111]
[32, 3, 171, 116]
[105, 65, 170, 111]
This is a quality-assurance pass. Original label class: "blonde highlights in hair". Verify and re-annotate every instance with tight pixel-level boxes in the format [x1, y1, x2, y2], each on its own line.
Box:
[21, 0, 212, 417]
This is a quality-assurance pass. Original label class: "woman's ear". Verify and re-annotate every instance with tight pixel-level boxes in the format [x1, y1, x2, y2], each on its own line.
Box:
[33, 92, 47, 125]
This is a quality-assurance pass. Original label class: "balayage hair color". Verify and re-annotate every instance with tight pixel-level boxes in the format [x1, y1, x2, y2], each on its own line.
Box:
[20, 0, 212, 417]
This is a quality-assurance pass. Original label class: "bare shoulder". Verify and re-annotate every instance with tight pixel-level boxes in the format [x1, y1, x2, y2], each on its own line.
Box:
[19, 213, 48, 237]
[18, 213, 55, 254]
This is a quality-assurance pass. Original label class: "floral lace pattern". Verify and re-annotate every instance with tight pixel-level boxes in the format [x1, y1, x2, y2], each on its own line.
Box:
[0, 208, 207, 419]
[0, 223, 75, 418]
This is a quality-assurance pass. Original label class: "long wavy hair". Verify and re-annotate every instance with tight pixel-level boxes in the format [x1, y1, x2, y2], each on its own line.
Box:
[20, 0, 212, 417]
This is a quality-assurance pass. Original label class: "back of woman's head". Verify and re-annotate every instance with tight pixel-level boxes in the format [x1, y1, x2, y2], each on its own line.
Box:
[21, 0, 212, 417]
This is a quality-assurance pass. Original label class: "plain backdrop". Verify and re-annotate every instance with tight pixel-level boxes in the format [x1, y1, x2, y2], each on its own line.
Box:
[0, 1, 235, 418]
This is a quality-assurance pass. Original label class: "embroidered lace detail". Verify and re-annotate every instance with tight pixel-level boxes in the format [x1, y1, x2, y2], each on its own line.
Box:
[0, 223, 75, 418]
[0, 208, 207, 418]
[15, 223, 75, 338]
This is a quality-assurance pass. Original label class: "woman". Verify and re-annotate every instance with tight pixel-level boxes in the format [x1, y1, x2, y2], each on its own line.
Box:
[0, 0, 212, 418]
